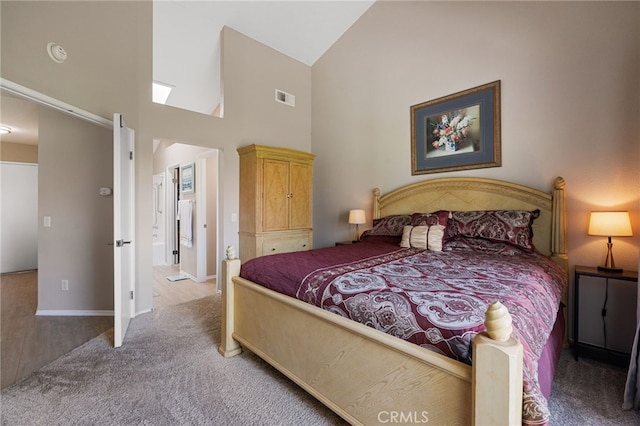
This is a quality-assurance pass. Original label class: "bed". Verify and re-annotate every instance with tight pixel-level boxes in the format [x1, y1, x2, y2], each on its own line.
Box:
[219, 176, 568, 426]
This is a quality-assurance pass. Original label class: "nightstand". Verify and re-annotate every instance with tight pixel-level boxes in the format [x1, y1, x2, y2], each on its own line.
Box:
[573, 265, 638, 365]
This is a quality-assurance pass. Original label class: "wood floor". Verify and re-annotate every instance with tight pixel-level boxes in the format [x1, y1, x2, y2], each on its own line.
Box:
[1, 265, 217, 389]
[151, 265, 218, 310]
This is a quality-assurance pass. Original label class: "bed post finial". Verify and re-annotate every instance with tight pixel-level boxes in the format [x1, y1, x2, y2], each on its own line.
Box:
[226, 244, 237, 260]
[472, 301, 523, 425]
[484, 301, 513, 341]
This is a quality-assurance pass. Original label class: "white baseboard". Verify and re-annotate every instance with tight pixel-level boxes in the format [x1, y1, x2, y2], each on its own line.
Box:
[36, 309, 114, 317]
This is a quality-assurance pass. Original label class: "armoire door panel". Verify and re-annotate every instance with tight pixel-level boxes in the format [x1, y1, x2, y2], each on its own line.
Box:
[262, 159, 289, 231]
[289, 162, 312, 229]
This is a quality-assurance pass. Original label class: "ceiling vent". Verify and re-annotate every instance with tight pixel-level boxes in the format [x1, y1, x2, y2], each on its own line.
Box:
[275, 89, 295, 107]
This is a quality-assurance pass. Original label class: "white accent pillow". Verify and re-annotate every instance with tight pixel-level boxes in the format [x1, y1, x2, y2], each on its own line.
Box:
[400, 225, 446, 251]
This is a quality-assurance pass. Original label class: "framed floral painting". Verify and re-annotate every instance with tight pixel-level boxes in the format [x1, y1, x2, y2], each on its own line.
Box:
[411, 81, 501, 175]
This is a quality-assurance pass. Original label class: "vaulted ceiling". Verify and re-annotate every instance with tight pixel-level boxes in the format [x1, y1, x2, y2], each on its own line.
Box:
[0, 1, 375, 144]
[153, 1, 374, 115]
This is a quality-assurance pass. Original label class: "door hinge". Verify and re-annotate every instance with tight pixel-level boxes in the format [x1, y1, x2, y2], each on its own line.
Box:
[130, 290, 134, 300]
[129, 151, 133, 160]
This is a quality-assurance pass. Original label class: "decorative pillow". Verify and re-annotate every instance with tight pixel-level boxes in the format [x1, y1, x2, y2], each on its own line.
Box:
[444, 210, 540, 253]
[443, 237, 526, 255]
[400, 225, 446, 251]
[410, 210, 450, 227]
[366, 215, 412, 237]
[358, 234, 402, 245]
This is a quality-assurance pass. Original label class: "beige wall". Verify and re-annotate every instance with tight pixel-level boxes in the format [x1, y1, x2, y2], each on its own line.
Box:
[0, 142, 38, 163]
[1, 2, 311, 314]
[312, 1, 640, 351]
[37, 106, 113, 312]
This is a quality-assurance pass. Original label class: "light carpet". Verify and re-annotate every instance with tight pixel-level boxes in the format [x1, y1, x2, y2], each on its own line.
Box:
[549, 349, 640, 425]
[2, 293, 639, 425]
[0, 294, 345, 426]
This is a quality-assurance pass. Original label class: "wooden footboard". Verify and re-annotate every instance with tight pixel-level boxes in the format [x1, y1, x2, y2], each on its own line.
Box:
[219, 249, 523, 425]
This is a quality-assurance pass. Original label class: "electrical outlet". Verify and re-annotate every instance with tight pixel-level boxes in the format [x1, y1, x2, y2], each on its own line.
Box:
[61, 280, 69, 291]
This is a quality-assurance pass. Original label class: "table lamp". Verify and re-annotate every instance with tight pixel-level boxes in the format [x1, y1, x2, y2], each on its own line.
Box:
[348, 209, 366, 242]
[588, 211, 633, 272]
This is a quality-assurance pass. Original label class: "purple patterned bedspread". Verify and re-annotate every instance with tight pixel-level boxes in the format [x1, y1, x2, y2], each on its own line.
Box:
[240, 236, 566, 426]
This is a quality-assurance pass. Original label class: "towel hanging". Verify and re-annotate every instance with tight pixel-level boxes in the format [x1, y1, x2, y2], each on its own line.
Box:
[177, 199, 193, 248]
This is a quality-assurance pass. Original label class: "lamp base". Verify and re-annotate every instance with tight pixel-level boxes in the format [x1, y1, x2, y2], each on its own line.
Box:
[597, 265, 623, 273]
[598, 241, 623, 273]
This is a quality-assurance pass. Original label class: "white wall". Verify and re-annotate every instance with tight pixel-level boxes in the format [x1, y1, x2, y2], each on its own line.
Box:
[312, 1, 640, 351]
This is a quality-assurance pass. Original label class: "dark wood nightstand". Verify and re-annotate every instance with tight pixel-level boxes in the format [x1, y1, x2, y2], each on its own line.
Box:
[573, 265, 638, 365]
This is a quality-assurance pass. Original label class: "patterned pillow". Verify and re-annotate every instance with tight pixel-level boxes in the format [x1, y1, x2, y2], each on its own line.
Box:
[443, 237, 526, 255]
[444, 210, 540, 253]
[410, 210, 450, 227]
[367, 214, 412, 237]
[400, 225, 446, 251]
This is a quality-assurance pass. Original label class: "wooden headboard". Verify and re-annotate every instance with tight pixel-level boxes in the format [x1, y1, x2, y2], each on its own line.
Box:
[373, 176, 568, 270]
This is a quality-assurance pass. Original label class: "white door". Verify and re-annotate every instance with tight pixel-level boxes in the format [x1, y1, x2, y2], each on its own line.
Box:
[196, 156, 207, 282]
[113, 113, 135, 348]
[196, 150, 219, 283]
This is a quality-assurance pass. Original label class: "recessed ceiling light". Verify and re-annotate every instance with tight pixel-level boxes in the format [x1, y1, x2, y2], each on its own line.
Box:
[0, 125, 12, 134]
[152, 81, 173, 104]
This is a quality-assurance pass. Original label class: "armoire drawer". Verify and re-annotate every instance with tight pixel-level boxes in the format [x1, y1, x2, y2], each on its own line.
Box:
[262, 236, 311, 255]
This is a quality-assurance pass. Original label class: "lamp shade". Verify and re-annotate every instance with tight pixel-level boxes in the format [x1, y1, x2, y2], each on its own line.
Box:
[588, 211, 633, 237]
[348, 209, 366, 225]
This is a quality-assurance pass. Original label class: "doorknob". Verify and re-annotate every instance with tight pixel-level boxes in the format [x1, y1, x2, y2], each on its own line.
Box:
[115, 240, 132, 247]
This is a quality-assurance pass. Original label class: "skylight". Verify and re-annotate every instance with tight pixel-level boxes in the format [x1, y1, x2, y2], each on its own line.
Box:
[152, 81, 173, 104]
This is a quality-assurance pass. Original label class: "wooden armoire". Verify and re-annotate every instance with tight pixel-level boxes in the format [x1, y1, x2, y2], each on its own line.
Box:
[237, 144, 315, 262]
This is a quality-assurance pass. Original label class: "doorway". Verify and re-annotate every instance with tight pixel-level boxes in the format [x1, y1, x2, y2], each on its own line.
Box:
[151, 141, 219, 307]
